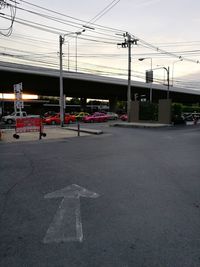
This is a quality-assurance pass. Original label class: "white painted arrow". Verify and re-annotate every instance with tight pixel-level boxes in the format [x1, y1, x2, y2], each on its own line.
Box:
[43, 184, 99, 244]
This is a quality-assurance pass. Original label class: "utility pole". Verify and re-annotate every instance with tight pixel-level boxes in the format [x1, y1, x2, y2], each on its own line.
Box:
[59, 35, 65, 127]
[118, 32, 138, 122]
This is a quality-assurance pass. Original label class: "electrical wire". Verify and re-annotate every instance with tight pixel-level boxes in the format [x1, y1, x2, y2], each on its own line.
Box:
[5, 0, 200, 64]
[86, 0, 121, 24]
[1, 0, 200, 89]
[0, 0, 17, 36]
[17, 0, 124, 35]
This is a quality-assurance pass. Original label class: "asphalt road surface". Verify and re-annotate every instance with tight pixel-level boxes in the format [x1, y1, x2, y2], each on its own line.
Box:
[0, 125, 200, 267]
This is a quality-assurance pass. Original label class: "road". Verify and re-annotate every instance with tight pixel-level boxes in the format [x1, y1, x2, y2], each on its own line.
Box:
[0, 124, 200, 267]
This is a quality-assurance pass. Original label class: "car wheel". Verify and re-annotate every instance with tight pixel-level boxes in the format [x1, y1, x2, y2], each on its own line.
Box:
[51, 121, 56, 125]
[7, 119, 13, 124]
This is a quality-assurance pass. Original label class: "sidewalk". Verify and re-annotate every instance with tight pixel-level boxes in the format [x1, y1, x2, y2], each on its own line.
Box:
[111, 122, 172, 128]
[0, 126, 90, 143]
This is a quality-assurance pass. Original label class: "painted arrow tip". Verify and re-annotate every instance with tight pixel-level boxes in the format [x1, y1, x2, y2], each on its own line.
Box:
[44, 184, 100, 199]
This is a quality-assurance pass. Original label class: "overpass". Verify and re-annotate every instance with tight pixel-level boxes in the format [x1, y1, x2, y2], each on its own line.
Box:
[0, 61, 200, 105]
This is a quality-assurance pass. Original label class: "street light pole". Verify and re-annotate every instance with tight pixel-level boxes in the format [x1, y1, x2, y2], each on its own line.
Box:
[75, 30, 85, 72]
[59, 29, 87, 127]
[163, 66, 170, 99]
[66, 41, 70, 71]
[172, 58, 183, 86]
[151, 66, 170, 99]
[138, 57, 153, 102]
[167, 66, 170, 99]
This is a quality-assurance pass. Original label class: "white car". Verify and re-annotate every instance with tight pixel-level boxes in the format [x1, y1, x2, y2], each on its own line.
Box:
[106, 112, 119, 120]
[2, 111, 28, 124]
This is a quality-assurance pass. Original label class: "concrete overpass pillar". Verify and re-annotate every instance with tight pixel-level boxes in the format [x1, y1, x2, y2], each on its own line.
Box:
[80, 97, 87, 111]
[130, 101, 139, 122]
[109, 97, 118, 112]
[158, 99, 172, 124]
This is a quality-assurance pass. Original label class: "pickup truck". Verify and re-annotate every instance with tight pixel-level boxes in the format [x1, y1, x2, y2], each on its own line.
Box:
[2, 111, 28, 124]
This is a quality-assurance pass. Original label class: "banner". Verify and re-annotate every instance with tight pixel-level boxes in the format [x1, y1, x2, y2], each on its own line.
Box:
[16, 117, 42, 133]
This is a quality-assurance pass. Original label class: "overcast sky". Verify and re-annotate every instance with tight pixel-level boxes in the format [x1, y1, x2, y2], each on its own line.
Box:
[1, 0, 200, 90]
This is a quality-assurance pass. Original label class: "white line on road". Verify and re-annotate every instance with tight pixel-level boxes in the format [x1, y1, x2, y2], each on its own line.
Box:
[43, 184, 99, 244]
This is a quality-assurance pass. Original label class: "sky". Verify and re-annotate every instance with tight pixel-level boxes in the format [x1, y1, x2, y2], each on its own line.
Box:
[0, 0, 200, 91]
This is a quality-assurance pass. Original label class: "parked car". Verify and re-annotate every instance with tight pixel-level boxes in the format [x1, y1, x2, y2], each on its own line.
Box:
[119, 114, 128, 121]
[83, 112, 108, 123]
[75, 112, 90, 121]
[43, 111, 57, 118]
[106, 112, 118, 120]
[183, 113, 200, 121]
[2, 111, 27, 124]
[1, 111, 39, 124]
[43, 113, 76, 125]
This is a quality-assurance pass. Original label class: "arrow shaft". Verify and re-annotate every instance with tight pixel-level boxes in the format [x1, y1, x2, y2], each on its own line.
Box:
[43, 197, 83, 243]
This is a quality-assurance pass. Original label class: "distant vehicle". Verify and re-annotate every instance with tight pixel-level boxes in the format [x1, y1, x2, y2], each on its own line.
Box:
[83, 112, 108, 123]
[75, 112, 90, 121]
[43, 113, 76, 125]
[182, 113, 200, 121]
[119, 114, 128, 121]
[106, 112, 118, 120]
[2, 111, 28, 124]
[43, 111, 57, 117]
[2, 111, 39, 124]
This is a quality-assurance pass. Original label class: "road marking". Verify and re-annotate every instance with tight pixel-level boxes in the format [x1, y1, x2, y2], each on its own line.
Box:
[43, 184, 99, 244]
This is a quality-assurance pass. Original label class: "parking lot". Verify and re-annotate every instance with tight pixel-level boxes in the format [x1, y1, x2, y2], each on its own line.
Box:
[0, 123, 200, 267]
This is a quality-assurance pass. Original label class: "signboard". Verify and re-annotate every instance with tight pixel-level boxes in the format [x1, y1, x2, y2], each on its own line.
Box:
[14, 82, 24, 111]
[16, 101, 24, 109]
[145, 70, 153, 83]
[16, 117, 42, 133]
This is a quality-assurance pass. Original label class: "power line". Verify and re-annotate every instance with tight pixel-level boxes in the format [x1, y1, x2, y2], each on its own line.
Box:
[0, 0, 17, 36]
[87, 0, 121, 24]
[6, 0, 200, 64]
[17, 0, 124, 34]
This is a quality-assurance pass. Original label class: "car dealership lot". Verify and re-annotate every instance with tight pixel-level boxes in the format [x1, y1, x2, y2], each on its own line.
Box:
[0, 125, 200, 267]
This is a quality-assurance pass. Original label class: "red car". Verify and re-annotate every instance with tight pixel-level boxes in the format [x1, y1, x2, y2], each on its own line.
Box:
[43, 113, 76, 125]
[120, 114, 128, 121]
[83, 112, 108, 123]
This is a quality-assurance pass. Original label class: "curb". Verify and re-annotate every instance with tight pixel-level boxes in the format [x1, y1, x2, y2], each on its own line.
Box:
[64, 126, 103, 135]
[111, 123, 172, 128]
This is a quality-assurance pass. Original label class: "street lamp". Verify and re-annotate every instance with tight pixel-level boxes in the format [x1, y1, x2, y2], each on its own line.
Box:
[172, 58, 183, 86]
[138, 57, 153, 102]
[65, 41, 70, 71]
[75, 30, 85, 72]
[160, 66, 170, 99]
[59, 30, 85, 127]
[152, 66, 170, 99]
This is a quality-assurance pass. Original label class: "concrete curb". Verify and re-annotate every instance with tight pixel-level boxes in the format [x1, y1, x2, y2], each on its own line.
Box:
[64, 126, 103, 135]
[110, 122, 172, 128]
